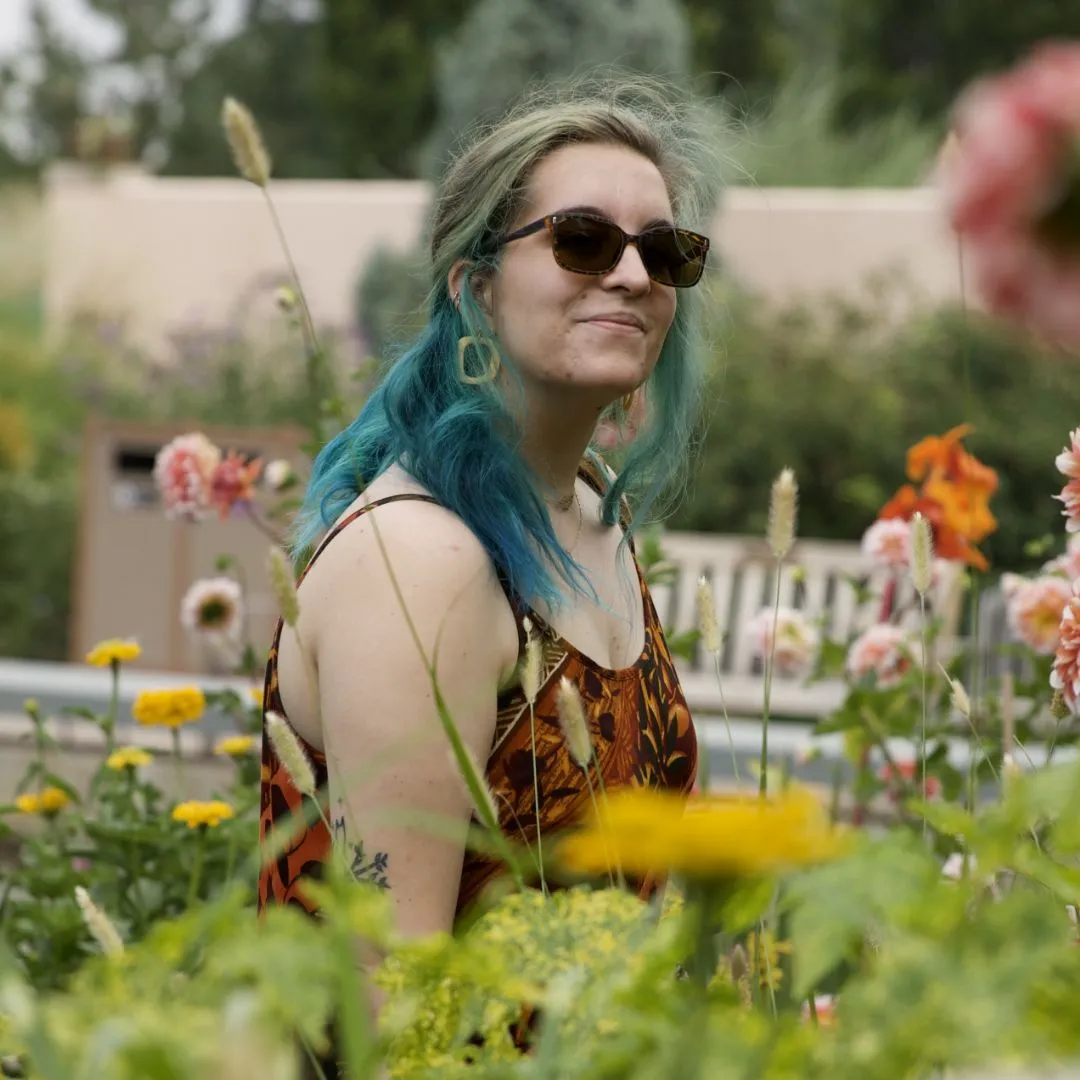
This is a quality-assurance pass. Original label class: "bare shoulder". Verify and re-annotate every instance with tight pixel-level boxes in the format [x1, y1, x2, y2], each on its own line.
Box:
[298, 466, 516, 667]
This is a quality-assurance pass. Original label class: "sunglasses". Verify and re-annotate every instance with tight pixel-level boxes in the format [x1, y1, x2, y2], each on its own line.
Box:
[501, 211, 710, 288]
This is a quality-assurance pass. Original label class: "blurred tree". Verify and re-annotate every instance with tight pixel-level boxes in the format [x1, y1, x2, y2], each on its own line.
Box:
[318, 0, 475, 179]
[0, 0, 97, 170]
[425, 0, 692, 178]
[678, 0, 790, 100]
[832, 0, 1080, 127]
[163, 13, 340, 177]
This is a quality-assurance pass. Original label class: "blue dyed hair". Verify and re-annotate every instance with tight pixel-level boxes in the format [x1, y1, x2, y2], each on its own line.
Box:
[294, 73, 725, 611]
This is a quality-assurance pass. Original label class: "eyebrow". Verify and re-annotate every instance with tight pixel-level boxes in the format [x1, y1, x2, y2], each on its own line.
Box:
[555, 204, 676, 231]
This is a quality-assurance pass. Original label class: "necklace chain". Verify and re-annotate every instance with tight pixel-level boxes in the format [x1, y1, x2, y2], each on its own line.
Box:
[547, 489, 583, 550]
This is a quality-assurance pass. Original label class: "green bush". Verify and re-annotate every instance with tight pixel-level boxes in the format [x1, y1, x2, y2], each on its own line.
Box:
[673, 283, 1078, 575]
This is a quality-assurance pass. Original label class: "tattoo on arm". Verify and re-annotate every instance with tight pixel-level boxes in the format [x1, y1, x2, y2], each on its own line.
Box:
[331, 813, 391, 889]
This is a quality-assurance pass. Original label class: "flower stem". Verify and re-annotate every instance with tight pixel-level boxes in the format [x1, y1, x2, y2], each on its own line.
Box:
[172, 728, 186, 798]
[187, 829, 205, 908]
[105, 660, 119, 754]
[918, 592, 929, 842]
[760, 559, 784, 798]
[527, 703, 547, 896]
[712, 651, 741, 787]
[583, 768, 616, 889]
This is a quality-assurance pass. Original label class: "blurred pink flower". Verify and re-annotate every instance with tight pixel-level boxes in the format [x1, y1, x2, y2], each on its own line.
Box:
[153, 433, 221, 520]
[1051, 582, 1080, 713]
[860, 518, 912, 569]
[1043, 534, 1080, 581]
[846, 624, 917, 688]
[1056, 429, 1080, 533]
[747, 606, 819, 677]
[939, 42, 1080, 347]
[209, 450, 262, 519]
[1001, 572, 1072, 654]
[878, 759, 941, 802]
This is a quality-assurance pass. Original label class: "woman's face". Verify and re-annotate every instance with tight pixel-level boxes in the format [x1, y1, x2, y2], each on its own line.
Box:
[478, 142, 679, 406]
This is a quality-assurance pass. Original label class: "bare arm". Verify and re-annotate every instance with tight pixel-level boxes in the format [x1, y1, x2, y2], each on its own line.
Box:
[290, 502, 517, 938]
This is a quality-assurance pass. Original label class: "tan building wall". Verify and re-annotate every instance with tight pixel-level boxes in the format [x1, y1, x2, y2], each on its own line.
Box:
[42, 164, 970, 355]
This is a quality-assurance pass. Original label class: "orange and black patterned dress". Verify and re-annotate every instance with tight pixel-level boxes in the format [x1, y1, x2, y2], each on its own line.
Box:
[257, 460, 698, 920]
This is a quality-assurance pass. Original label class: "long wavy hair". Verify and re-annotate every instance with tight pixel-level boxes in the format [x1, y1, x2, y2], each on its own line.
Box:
[294, 73, 725, 611]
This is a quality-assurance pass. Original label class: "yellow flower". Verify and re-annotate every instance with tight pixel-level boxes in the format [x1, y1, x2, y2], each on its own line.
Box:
[171, 799, 235, 829]
[132, 687, 205, 728]
[557, 786, 846, 881]
[85, 638, 142, 667]
[214, 734, 257, 757]
[248, 686, 264, 708]
[15, 786, 71, 815]
[105, 747, 153, 771]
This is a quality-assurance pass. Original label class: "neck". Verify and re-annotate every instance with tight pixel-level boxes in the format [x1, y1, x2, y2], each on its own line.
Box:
[519, 398, 603, 507]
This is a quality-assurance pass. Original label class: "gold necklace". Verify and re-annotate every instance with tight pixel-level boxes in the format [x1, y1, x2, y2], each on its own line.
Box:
[549, 491, 576, 512]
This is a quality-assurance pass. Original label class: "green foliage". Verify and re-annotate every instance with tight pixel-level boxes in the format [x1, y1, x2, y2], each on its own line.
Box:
[832, 0, 1080, 127]
[2, 689, 260, 993]
[727, 67, 937, 186]
[317, 0, 475, 179]
[423, 0, 693, 179]
[164, 15, 341, 179]
[680, 0, 791, 99]
[674, 283, 1080, 574]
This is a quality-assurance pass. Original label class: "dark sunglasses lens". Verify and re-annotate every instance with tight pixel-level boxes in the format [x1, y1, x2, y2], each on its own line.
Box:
[551, 217, 624, 273]
[640, 229, 708, 287]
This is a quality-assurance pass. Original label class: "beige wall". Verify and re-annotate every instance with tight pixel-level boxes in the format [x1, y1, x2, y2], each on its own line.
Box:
[42, 163, 969, 355]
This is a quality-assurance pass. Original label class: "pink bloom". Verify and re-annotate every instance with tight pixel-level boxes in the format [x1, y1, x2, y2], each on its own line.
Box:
[878, 759, 942, 802]
[801, 994, 837, 1027]
[846, 624, 918, 688]
[1001, 572, 1072, 654]
[939, 43, 1080, 348]
[153, 433, 221, 520]
[1056, 428, 1080, 479]
[1043, 534, 1080, 581]
[209, 450, 262, 519]
[861, 518, 912, 569]
[1058, 480, 1080, 535]
[1051, 582, 1080, 713]
[747, 606, 819, 677]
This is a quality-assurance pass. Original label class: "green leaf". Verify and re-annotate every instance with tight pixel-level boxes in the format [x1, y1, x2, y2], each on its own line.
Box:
[908, 800, 977, 841]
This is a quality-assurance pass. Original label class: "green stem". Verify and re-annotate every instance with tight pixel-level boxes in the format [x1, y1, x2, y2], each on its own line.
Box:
[760, 560, 783, 797]
[172, 728, 186, 798]
[527, 703, 548, 896]
[589, 761, 627, 890]
[918, 592, 929, 842]
[187, 830, 205, 908]
[582, 767, 617, 889]
[105, 660, 119, 754]
[712, 651, 741, 786]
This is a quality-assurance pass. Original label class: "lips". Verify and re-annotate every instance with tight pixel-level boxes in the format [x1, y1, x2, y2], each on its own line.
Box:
[585, 314, 646, 332]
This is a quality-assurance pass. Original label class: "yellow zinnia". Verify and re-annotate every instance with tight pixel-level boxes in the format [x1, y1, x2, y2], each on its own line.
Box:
[132, 687, 205, 728]
[105, 746, 153, 771]
[85, 638, 142, 667]
[15, 786, 71, 815]
[557, 786, 846, 881]
[248, 686, 264, 707]
[213, 734, 256, 757]
[171, 799, 235, 829]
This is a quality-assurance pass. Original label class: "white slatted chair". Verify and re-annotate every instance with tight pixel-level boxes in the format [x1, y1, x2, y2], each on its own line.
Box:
[651, 532, 965, 720]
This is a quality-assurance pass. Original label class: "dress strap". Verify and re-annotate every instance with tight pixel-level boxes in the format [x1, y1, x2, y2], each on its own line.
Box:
[296, 494, 440, 589]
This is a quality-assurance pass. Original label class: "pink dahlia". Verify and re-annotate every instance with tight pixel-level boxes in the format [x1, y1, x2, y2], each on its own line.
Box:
[1001, 572, 1072, 654]
[1056, 429, 1080, 533]
[1051, 581, 1080, 713]
[154, 433, 221, 520]
[209, 450, 263, 520]
[939, 42, 1080, 348]
[747, 606, 819, 677]
[860, 518, 912, 570]
[846, 624, 918, 689]
[878, 759, 942, 802]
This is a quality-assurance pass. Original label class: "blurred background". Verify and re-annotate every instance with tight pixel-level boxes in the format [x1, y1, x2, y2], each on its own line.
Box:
[3, 0, 1080, 674]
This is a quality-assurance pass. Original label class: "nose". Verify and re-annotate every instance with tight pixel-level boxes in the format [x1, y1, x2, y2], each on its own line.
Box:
[602, 239, 651, 293]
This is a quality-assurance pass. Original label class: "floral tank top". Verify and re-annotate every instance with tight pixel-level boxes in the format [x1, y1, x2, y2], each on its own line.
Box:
[257, 460, 698, 920]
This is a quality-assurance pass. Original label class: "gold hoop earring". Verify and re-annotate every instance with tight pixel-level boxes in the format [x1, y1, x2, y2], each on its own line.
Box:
[457, 336, 500, 385]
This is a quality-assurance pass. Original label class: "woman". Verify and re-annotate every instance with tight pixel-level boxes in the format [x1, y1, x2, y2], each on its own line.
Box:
[258, 77, 718, 941]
